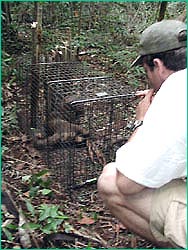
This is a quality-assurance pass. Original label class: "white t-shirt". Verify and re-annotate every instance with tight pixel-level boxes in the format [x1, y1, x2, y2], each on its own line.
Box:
[115, 69, 187, 188]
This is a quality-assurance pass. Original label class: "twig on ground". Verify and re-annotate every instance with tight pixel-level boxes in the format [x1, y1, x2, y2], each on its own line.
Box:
[3, 155, 35, 166]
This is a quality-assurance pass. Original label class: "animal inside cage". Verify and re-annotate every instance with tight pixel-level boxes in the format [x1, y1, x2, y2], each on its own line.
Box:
[18, 61, 107, 133]
[31, 75, 137, 191]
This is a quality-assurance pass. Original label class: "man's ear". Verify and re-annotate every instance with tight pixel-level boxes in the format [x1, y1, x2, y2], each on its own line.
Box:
[153, 58, 164, 69]
[153, 58, 165, 76]
[153, 58, 173, 83]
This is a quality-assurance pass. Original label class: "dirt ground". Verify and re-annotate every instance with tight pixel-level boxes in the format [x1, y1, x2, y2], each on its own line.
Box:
[2, 142, 156, 249]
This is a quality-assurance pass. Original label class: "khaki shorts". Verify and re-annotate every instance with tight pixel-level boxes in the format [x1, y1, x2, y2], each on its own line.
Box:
[150, 179, 186, 248]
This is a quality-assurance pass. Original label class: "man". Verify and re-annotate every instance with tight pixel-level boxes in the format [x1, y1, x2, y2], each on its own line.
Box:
[97, 20, 186, 248]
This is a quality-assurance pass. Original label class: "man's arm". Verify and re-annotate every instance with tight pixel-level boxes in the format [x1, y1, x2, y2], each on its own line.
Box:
[129, 89, 154, 142]
[116, 89, 154, 194]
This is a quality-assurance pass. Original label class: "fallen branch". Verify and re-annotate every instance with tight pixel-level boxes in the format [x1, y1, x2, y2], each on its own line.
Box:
[72, 228, 108, 247]
[87, 139, 106, 166]
[72, 177, 97, 189]
[92, 231, 108, 247]
[18, 208, 32, 248]
[2, 182, 40, 248]
[43, 230, 108, 248]
[3, 155, 35, 166]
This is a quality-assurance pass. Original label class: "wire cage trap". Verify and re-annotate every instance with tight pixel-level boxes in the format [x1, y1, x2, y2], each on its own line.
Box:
[30, 73, 137, 191]
[18, 61, 107, 133]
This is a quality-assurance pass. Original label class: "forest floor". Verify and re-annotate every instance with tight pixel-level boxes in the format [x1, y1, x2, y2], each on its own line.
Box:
[2, 56, 157, 249]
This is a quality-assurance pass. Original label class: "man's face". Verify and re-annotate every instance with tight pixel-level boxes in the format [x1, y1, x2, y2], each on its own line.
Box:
[143, 63, 163, 91]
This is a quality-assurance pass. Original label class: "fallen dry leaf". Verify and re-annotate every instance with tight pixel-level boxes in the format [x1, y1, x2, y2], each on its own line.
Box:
[77, 216, 95, 225]
[9, 136, 21, 142]
[21, 135, 28, 142]
[23, 191, 30, 198]
[16, 163, 26, 170]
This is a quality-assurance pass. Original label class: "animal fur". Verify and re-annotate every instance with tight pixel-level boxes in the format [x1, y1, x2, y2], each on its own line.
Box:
[33, 118, 89, 147]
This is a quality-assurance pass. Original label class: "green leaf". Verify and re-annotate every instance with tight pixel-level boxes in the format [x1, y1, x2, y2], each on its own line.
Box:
[29, 186, 39, 197]
[43, 219, 63, 233]
[4, 58, 12, 62]
[50, 219, 64, 230]
[40, 189, 52, 195]
[35, 169, 49, 178]
[2, 146, 8, 154]
[5, 223, 17, 230]
[25, 200, 35, 216]
[55, 215, 69, 220]
[22, 223, 40, 230]
[56, 210, 69, 220]
[49, 205, 59, 218]
[39, 205, 51, 221]
[22, 175, 31, 182]
[2, 227, 14, 241]
[41, 223, 54, 234]
[64, 222, 73, 233]
[92, 212, 98, 221]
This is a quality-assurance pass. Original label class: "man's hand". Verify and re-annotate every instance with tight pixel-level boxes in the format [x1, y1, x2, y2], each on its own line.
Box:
[135, 89, 154, 120]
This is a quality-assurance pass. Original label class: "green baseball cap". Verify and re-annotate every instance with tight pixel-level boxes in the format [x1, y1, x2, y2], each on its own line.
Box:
[131, 20, 187, 67]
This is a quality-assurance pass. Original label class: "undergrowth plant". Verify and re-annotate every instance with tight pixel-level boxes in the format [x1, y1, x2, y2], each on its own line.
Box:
[23, 202, 69, 234]
[21, 170, 70, 234]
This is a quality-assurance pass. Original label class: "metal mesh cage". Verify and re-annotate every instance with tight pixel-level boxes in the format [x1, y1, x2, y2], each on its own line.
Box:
[19, 61, 107, 133]
[18, 61, 138, 191]
[30, 73, 136, 191]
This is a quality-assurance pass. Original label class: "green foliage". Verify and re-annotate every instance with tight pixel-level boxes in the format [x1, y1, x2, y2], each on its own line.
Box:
[2, 51, 13, 81]
[3, 2, 185, 78]
[1, 209, 17, 243]
[2, 227, 15, 242]
[2, 23, 30, 54]
[23, 201, 69, 234]
[2, 198, 69, 246]
[2, 223, 17, 242]
[2, 106, 18, 134]
[21, 171, 69, 235]
[22, 170, 52, 198]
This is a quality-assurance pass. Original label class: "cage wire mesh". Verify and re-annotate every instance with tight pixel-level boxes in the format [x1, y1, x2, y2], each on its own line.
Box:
[21, 61, 137, 191]
[18, 61, 107, 133]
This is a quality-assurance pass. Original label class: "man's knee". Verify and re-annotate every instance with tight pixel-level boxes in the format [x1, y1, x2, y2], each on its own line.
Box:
[97, 162, 119, 201]
[97, 171, 115, 198]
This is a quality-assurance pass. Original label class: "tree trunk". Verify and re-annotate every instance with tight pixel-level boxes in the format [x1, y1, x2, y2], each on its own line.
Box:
[177, 7, 186, 22]
[50, 2, 56, 24]
[157, 2, 168, 21]
[78, 2, 82, 36]
[2, 2, 12, 24]
[32, 2, 43, 64]
[30, 2, 43, 128]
